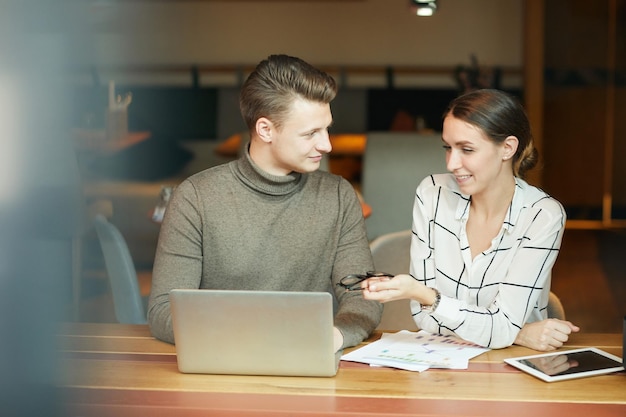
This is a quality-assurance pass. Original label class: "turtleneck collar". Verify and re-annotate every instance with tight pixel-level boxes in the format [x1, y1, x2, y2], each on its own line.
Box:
[230, 145, 306, 197]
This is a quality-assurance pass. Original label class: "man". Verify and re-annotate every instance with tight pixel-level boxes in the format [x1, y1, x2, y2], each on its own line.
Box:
[148, 54, 382, 351]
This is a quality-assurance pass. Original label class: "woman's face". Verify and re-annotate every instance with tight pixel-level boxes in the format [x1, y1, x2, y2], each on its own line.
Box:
[442, 114, 512, 197]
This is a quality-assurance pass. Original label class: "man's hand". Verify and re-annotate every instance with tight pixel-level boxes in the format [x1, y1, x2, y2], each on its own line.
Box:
[514, 319, 580, 351]
[333, 327, 344, 352]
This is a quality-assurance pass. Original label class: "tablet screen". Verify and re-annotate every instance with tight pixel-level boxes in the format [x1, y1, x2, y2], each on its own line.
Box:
[504, 347, 624, 382]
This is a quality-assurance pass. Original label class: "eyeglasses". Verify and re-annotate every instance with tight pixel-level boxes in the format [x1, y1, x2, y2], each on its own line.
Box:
[337, 271, 394, 292]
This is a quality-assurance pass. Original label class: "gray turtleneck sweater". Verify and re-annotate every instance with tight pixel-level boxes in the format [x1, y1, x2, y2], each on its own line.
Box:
[147, 152, 382, 348]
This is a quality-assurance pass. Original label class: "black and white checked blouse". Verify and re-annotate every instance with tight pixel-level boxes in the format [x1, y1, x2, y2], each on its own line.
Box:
[409, 174, 566, 348]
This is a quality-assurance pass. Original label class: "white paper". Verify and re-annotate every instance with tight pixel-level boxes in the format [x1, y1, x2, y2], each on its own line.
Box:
[341, 330, 489, 372]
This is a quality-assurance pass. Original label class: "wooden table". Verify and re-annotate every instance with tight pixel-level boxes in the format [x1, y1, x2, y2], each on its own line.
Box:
[72, 129, 152, 155]
[57, 323, 625, 416]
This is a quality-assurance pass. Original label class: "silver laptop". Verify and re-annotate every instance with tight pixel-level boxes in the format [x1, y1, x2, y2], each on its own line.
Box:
[169, 289, 340, 377]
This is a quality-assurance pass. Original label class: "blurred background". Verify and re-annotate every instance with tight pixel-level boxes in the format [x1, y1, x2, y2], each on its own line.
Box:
[1, 1, 624, 414]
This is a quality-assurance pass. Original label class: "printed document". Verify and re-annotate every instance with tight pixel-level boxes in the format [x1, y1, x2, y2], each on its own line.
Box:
[341, 330, 490, 372]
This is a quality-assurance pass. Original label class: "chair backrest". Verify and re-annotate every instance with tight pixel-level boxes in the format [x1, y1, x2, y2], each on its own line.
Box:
[370, 229, 567, 328]
[369, 230, 418, 331]
[362, 132, 447, 241]
[93, 214, 147, 324]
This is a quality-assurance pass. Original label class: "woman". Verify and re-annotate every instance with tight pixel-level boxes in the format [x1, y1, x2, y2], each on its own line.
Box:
[363, 89, 579, 351]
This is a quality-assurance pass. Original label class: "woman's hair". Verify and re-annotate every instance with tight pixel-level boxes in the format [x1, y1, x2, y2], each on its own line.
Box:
[239, 54, 337, 130]
[444, 89, 538, 178]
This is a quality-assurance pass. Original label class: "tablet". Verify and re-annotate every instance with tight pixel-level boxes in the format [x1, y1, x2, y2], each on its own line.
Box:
[504, 347, 624, 382]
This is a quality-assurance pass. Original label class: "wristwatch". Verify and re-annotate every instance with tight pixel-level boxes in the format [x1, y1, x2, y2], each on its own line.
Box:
[421, 288, 441, 312]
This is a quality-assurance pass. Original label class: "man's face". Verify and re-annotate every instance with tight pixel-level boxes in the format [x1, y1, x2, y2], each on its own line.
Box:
[267, 97, 333, 175]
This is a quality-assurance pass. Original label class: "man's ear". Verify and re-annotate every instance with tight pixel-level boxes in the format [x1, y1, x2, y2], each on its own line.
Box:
[503, 135, 519, 160]
[256, 117, 274, 144]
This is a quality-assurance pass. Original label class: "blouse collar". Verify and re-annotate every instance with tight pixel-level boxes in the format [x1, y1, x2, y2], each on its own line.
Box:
[455, 177, 526, 233]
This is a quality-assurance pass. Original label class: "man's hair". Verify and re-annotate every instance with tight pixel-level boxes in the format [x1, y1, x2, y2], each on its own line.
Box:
[239, 54, 337, 130]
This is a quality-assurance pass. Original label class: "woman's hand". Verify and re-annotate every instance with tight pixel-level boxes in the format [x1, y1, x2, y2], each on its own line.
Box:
[514, 319, 580, 351]
[361, 274, 431, 304]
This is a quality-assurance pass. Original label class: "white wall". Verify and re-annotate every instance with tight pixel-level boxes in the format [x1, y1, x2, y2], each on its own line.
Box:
[77, 0, 523, 87]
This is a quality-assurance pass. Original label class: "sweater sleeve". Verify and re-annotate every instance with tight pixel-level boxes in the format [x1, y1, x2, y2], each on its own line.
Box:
[331, 179, 383, 348]
[147, 179, 203, 343]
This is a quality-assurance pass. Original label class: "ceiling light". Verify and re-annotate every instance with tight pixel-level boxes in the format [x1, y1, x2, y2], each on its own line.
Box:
[410, 0, 438, 17]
